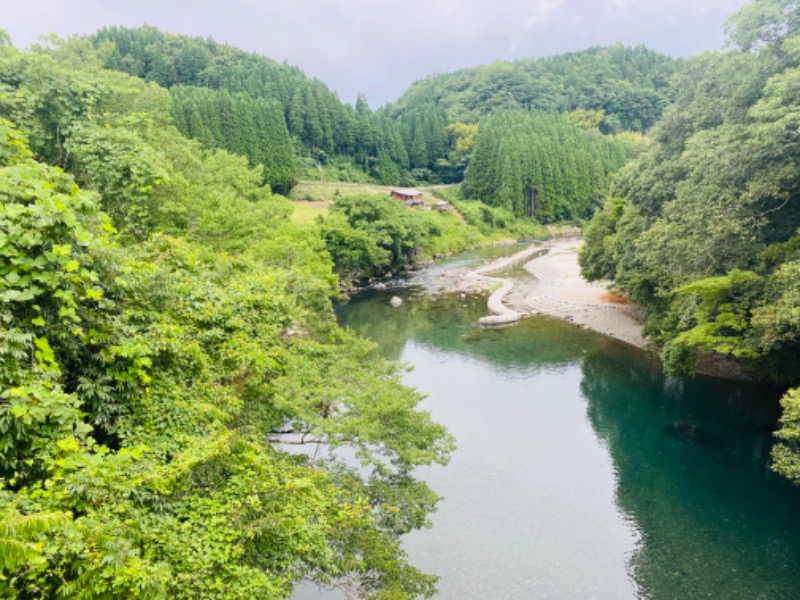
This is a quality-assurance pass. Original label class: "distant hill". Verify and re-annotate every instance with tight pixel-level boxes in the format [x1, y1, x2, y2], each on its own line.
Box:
[91, 25, 409, 189]
[91, 28, 674, 188]
[386, 45, 679, 133]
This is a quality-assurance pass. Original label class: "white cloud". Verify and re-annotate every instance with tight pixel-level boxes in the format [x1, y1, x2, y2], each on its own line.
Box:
[526, 0, 567, 27]
[1, 0, 752, 104]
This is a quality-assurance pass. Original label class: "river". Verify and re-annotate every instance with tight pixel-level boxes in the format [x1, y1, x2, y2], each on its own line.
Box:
[300, 247, 800, 599]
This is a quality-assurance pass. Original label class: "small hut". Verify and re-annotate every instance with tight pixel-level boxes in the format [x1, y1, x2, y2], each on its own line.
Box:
[434, 201, 450, 212]
[390, 188, 424, 207]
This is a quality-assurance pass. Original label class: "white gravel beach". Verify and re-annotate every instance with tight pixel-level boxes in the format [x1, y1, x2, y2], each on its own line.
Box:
[474, 238, 648, 349]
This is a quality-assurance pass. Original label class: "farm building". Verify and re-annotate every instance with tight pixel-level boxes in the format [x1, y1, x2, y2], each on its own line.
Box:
[390, 188, 424, 207]
[434, 201, 450, 212]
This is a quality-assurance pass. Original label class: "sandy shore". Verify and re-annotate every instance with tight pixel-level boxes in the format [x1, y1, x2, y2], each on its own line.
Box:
[520, 239, 647, 348]
[472, 238, 647, 349]
[418, 237, 763, 378]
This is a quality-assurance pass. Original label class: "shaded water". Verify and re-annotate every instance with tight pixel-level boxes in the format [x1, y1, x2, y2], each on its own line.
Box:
[328, 274, 800, 599]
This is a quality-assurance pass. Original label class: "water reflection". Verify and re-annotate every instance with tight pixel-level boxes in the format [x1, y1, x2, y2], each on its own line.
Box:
[334, 284, 800, 599]
[398, 341, 640, 599]
[580, 344, 797, 600]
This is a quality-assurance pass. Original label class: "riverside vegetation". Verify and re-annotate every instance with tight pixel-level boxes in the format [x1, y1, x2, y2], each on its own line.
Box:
[579, 0, 800, 483]
[0, 38, 458, 598]
[3, 0, 800, 597]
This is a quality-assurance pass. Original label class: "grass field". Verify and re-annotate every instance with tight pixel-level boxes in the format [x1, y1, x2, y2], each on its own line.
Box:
[291, 181, 397, 202]
[291, 181, 458, 202]
[289, 200, 330, 224]
[289, 181, 463, 224]
[289, 181, 395, 225]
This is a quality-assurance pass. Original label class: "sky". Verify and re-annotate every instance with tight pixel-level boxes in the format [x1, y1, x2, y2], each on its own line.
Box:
[2, 0, 751, 107]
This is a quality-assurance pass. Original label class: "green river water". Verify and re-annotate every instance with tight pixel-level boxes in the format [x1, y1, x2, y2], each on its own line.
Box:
[303, 247, 800, 599]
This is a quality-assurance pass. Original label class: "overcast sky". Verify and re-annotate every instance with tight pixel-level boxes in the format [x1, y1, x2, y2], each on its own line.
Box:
[2, 0, 750, 107]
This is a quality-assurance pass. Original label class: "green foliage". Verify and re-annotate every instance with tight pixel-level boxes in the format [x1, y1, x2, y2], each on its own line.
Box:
[322, 212, 392, 282]
[773, 387, 800, 483]
[582, 0, 800, 334]
[387, 45, 678, 132]
[171, 86, 295, 193]
[563, 108, 606, 130]
[577, 0, 800, 482]
[92, 27, 679, 189]
[748, 259, 800, 379]
[319, 193, 509, 284]
[725, 0, 800, 53]
[578, 197, 625, 281]
[0, 39, 453, 598]
[295, 155, 374, 184]
[464, 111, 626, 221]
[415, 210, 486, 258]
[612, 131, 651, 160]
[662, 270, 763, 374]
[0, 119, 32, 165]
[0, 510, 69, 571]
[447, 197, 545, 239]
[67, 122, 171, 238]
[91, 26, 410, 185]
[329, 194, 426, 274]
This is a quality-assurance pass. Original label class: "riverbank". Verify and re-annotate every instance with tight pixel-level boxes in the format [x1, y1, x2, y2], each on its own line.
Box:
[445, 238, 648, 349]
[520, 238, 647, 349]
[468, 239, 754, 378]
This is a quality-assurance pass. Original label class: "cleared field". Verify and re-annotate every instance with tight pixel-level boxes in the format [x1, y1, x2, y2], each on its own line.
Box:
[289, 200, 330, 224]
[291, 180, 458, 203]
[289, 181, 464, 224]
[291, 181, 398, 202]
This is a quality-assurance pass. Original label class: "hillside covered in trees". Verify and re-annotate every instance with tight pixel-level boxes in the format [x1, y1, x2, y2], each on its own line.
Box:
[0, 35, 464, 598]
[90, 26, 414, 189]
[88, 27, 663, 191]
[8, 0, 800, 595]
[579, 0, 800, 482]
[386, 44, 677, 130]
[464, 111, 626, 220]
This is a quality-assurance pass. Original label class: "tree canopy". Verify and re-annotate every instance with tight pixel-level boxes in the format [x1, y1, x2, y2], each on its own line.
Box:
[0, 35, 455, 598]
[90, 27, 666, 188]
[579, 0, 800, 483]
[386, 45, 678, 132]
[464, 111, 626, 221]
[90, 26, 410, 187]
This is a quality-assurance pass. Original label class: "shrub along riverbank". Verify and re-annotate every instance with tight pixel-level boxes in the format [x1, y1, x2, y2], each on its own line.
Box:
[579, 0, 800, 484]
[0, 38, 457, 598]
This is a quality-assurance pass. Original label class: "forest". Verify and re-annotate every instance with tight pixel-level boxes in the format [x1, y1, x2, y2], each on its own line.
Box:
[3, 0, 800, 596]
[88, 26, 660, 189]
[386, 44, 677, 132]
[0, 35, 460, 598]
[579, 0, 800, 483]
[464, 111, 626, 220]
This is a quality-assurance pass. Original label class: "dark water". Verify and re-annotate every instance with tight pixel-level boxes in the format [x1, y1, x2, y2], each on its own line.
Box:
[326, 279, 800, 600]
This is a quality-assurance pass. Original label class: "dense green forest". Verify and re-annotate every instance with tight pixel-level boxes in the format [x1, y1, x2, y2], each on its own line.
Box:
[6, 0, 800, 595]
[386, 45, 677, 130]
[0, 36, 466, 598]
[89, 26, 661, 188]
[464, 111, 626, 220]
[90, 26, 413, 187]
[579, 0, 800, 483]
[170, 86, 296, 193]
[85, 28, 634, 227]
[385, 44, 673, 182]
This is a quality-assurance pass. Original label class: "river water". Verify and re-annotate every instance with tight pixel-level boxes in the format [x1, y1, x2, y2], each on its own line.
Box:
[303, 248, 800, 599]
